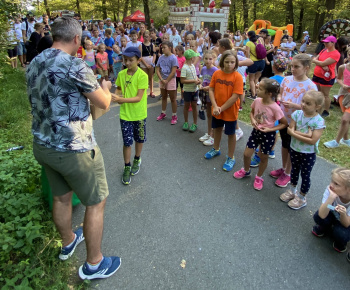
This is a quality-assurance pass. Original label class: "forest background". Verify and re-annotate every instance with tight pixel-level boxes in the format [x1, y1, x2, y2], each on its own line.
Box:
[2, 0, 348, 43]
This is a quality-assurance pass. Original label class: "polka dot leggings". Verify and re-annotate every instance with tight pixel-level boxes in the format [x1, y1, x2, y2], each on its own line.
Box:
[290, 148, 316, 195]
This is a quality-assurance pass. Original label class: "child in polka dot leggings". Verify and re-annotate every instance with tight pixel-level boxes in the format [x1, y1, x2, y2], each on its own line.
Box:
[280, 91, 326, 210]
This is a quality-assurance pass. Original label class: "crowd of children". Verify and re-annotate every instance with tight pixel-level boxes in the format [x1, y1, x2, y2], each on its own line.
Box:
[79, 27, 350, 261]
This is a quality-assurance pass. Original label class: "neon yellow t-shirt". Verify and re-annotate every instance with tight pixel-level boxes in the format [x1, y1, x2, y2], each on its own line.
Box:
[247, 41, 258, 61]
[116, 68, 148, 121]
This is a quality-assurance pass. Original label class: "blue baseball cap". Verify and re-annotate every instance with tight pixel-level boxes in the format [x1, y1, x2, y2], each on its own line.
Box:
[123, 47, 141, 58]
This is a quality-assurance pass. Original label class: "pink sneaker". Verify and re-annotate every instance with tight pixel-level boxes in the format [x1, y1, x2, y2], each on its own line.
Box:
[270, 168, 284, 179]
[275, 172, 291, 187]
[171, 115, 178, 125]
[254, 176, 264, 190]
[156, 113, 166, 121]
[233, 168, 251, 179]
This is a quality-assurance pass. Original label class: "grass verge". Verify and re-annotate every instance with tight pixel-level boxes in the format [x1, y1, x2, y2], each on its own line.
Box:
[0, 61, 88, 289]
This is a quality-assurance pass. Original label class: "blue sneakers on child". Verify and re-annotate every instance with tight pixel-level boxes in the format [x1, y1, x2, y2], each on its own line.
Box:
[59, 227, 85, 261]
[223, 156, 236, 171]
[204, 148, 221, 159]
[79, 256, 121, 280]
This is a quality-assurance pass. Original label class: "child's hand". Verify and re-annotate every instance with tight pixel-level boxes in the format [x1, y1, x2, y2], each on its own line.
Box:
[327, 186, 339, 200]
[162, 79, 168, 85]
[251, 119, 259, 130]
[114, 59, 117, 63]
[287, 126, 294, 136]
[281, 101, 294, 109]
[335, 205, 347, 215]
[213, 106, 221, 116]
[259, 126, 272, 133]
[307, 126, 313, 137]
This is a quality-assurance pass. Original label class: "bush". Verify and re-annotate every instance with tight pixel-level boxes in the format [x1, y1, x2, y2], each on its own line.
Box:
[0, 63, 81, 289]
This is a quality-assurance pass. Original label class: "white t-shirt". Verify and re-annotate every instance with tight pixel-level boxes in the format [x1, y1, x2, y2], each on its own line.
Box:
[170, 34, 182, 47]
[27, 22, 35, 39]
[126, 41, 142, 48]
[322, 187, 350, 219]
[237, 55, 248, 83]
[116, 34, 130, 47]
[281, 42, 296, 57]
[14, 23, 23, 42]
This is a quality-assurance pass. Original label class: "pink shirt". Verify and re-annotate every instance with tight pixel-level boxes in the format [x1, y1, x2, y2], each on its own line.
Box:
[96, 52, 108, 70]
[251, 98, 284, 128]
[176, 56, 186, 77]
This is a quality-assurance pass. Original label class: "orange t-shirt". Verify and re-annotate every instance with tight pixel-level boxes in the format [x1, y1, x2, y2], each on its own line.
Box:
[209, 70, 243, 121]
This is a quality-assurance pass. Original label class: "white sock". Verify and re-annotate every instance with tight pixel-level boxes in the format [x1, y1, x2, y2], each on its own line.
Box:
[65, 234, 76, 248]
[172, 113, 177, 116]
[162, 110, 166, 114]
[87, 257, 104, 270]
[290, 185, 297, 194]
[298, 192, 306, 200]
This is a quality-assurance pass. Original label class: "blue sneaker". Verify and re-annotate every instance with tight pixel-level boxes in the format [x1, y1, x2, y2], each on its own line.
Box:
[205, 148, 221, 159]
[79, 256, 121, 280]
[59, 227, 85, 261]
[223, 156, 235, 171]
[250, 154, 260, 167]
[269, 150, 275, 159]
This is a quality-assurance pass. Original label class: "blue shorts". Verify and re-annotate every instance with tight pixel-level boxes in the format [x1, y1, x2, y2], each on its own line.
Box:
[312, 75, 335, 87]
[246, 128, 276, 154]
[247, 60, 265, 74]
[184, 91, 198, 102]
[212, 117, 237, 135]
[17, 42, 26, 56]
[120, 119, 147, 147]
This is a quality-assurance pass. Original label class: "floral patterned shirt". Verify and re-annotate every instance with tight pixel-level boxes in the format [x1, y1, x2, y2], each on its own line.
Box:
[26, 48, 100, 152]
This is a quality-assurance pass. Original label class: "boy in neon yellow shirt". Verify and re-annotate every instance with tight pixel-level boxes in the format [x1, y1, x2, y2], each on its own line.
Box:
[112, 47, 148, 185]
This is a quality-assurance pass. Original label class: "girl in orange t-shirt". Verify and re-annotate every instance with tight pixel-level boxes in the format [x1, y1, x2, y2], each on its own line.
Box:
[204, 50, 244, 172]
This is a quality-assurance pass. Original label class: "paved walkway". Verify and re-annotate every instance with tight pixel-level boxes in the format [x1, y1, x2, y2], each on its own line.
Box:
[72, 94, 350, 289]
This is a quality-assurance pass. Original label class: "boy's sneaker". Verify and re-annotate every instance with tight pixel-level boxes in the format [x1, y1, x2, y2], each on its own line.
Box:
[223, 156, 235, 171]
[340, 138, 350, 147]
[250, 154, 260, 167]
[312, 225, 325, 238]
[269, 150, 275, 159]
[333, 242, 347, 253]
[122, 166, 131, 185]
[59, 227, 85, 261]
[275, 172, 291, 187]
[131, 158, 141, 176]
[189, 124, 197, 133]
[288, 196, 307, 210]
[203, 137, 214, 146]
[205, 148, 221, 159]
[199, 133, 210, 142]
[233, 168, 251, 179]
[270, 168, 284, 178]
[280, 190, 295, 202]
[156, 113, 166, 121]
[236, 128, 243, 141]
[180, 99, 184, 106]
[253, 176, 264, 190]
[182, 122, 189, 131]
[324, 139, 339, 148]
[79, 256, 121, 280]
[171, 115, 178, 125]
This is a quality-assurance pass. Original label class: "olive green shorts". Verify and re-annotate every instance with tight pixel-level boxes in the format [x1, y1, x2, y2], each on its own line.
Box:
[33, 142, 109, 206]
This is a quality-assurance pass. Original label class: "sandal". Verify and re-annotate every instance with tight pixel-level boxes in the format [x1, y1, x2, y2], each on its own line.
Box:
[149, 92, 155, 98]
[21, 63, 26, 68]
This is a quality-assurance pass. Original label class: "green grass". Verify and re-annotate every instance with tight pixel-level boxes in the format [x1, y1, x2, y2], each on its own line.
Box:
[241, 80, 350, 168]
[0, 63, 88, 289]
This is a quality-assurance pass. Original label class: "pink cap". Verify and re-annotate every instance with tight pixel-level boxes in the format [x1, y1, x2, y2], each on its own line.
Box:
[322, 36, 337, 43]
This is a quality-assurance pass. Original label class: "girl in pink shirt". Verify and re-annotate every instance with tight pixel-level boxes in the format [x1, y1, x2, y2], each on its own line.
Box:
[95, 43, 109, 81]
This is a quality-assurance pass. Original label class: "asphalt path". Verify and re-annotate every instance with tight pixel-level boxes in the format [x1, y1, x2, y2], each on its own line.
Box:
[72, 89, 350, 289]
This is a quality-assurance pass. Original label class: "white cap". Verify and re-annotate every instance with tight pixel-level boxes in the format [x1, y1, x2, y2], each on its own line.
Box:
[303, 31, 308, 34]
[214, 30, 219, 32]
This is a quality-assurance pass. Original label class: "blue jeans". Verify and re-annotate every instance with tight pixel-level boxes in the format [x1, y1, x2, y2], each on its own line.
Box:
[313, 210, 350, 247]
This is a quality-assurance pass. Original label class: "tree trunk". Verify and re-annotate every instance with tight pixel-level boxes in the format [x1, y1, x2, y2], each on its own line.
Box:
[117, 0, 120, 22]
[233, 0, 237, 32]
[297, 6, 304, 41]
[325, 0, 336, 19]
[130, 0, 136, 13]
[43, 0, 50, 16]
[123, 0, 129, 19]
[242, 0, 248, 29]
[228, 3, 234, 32]
[113, 10, 117, 22]
[76, 0, 81, 15]
[313, 2, 321, 42]
[143, 0, 151, 28]
[102, 0, 107, 19]
[285, 0, 294, 37]
[253, 1, 257, 21]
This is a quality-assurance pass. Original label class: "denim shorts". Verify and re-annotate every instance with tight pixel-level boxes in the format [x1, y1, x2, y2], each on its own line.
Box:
[212, 117, 237, 135]
[33, 142, 109, 206]
[184, 91, 198, 102]
[247, 60, 265, 74]
[246, 128, 276, 154]
[120, 118, 147, 147]
[17, 42, 26, 56]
